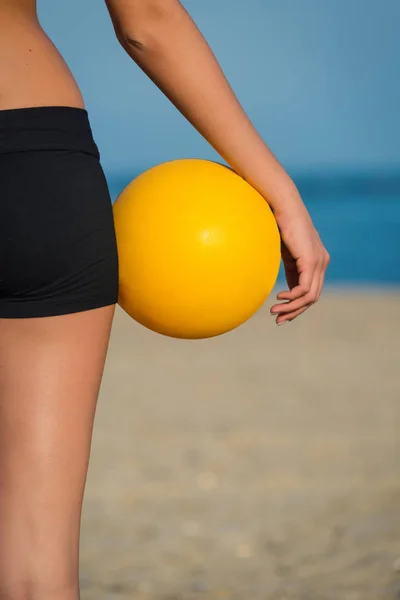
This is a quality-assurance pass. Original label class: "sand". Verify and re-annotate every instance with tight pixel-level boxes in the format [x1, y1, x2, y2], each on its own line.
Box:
[80, 289, 400, 600]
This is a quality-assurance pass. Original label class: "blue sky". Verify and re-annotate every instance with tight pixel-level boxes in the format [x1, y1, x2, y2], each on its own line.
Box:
[39, 0, 400, 177]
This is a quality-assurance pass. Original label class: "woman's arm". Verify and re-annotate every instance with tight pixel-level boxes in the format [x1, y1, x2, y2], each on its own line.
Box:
[105, 0, 330, 324]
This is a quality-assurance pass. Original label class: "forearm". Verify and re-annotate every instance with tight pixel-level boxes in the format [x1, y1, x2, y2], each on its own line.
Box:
[114, 0, 302, 212]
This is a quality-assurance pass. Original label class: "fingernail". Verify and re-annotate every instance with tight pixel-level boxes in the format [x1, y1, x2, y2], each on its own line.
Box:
[277, 320, 289, 326]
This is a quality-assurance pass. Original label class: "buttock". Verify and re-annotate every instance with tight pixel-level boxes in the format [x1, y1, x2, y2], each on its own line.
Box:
[0, 106, 119, 318]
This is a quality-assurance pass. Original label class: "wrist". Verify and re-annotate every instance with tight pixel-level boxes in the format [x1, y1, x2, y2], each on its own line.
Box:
[261, 176, 303, 214]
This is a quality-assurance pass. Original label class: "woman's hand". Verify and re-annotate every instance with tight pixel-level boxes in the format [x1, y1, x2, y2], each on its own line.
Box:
[271, 199, 330, 325]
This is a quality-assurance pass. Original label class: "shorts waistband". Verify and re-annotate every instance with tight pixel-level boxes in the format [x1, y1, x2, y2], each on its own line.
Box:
[0, 106, 100, 158]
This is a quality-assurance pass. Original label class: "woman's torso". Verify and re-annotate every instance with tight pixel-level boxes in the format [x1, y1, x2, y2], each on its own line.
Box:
[0, 0, 84, 110]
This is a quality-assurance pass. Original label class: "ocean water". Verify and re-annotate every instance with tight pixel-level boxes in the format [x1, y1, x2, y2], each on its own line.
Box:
[108, 172, 400, 286]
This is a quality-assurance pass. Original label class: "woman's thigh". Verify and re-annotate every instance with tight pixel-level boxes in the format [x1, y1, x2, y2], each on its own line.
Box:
[0, 305, 114, 595]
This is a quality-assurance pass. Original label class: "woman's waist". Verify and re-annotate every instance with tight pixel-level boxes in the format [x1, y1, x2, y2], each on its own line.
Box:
[0, 17, 84, 112]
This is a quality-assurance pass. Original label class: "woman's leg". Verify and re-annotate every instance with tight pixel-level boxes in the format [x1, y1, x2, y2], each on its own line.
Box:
[0, 305, 115, 600]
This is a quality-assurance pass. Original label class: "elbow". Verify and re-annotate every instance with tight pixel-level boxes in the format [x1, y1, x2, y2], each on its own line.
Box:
[117, 29, 153, 57]
[114, 0, 179, 54]
[118, 31, 146, 53]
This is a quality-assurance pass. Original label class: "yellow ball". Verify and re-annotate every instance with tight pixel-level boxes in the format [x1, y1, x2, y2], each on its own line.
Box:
[113, 159, 281, 339]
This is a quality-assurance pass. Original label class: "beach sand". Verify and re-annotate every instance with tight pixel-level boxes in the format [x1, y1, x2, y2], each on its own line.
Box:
[80, 290, 400, 600]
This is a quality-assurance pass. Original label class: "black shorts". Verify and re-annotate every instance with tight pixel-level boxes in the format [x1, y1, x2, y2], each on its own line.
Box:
[0, 106, 119, 318]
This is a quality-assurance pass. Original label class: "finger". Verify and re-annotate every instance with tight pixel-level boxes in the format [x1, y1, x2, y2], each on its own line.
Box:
[276, 286, 304, 302]
[317, 251, 330, 299]
[316, 267, 325, 302]
[276, 304, 310, 325]
[277, 260, 315, 302]
[272, 272, 318, 315]
[273, 274, 320, 321]
[310, 255, 328, 309]
[272, 293, 313, 317]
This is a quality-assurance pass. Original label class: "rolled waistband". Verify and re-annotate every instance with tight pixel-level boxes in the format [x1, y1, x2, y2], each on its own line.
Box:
[0, 106, 100, 158]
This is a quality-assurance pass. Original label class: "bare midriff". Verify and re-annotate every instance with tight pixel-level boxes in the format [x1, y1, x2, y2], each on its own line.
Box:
[0, 0, 85, 111]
